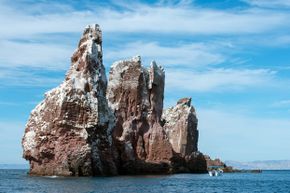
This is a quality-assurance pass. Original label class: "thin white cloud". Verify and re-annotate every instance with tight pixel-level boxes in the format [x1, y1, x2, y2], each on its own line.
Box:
[0, 1, 289, 39]
[0, 101, 38, 106]
[105, 41, 225, 67]
[243, 0, 290, 8]
[0, 39, 226, 72]
[166, 68, 276, 92]
[0, 69, 62, 87]
[0, 40, 72, 69]
[232, 34, 290, 47]
[259, 35, 290, 49]
[271, 100, 290, 108]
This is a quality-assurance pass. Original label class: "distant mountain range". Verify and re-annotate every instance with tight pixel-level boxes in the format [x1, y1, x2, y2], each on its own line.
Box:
[0, 164, 28, 169]
[225, 160, 290, 170]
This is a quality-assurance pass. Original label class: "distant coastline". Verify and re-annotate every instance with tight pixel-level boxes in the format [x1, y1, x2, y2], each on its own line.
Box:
[2, 161, 290, 171]
[225, 160, 290, 170]
[0, 164, 28, 169]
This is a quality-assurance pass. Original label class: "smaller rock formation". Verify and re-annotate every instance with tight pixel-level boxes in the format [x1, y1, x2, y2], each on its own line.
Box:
[162, 98, 198, 157]
[205, 155, 236, 172]
[162, 98, 206, 173]
[205, 155, 226, 168]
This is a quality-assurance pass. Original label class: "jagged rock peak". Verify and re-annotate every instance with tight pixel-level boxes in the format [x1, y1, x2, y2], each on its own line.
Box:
[68, 23, 105, 84]
[110, 55, 141, 69]
[79, 24, 102, 53]
[72, 24, 102, 67]
[62, 23, 108, 99]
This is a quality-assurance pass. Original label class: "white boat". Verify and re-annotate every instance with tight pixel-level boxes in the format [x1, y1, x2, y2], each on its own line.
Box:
[208, 170, 214, 176]
[208, 169, 223, 176]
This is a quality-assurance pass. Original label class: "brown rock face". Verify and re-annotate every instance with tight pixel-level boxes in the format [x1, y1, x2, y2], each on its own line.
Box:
[107, 58, 173, 174]
[22, 24, 117, 176]
[162, 98, 206, 173]
[22, 24, 207, 176]
[162, 98, 198, 157]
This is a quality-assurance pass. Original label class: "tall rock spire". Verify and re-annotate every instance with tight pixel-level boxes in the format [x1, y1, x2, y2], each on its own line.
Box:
[22, 24, 117, 176]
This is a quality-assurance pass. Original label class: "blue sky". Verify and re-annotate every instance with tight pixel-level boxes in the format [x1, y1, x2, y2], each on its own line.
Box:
[1, 0, 290, 164]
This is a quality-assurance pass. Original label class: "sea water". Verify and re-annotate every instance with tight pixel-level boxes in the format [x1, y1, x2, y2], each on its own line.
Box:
[1, 170, 290, 193]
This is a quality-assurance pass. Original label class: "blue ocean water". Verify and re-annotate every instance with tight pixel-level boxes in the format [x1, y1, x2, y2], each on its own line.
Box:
[1, 170, 290, 193]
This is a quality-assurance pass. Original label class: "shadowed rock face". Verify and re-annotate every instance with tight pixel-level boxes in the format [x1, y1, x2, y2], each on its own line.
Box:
[22, 24, 117, 176]
[22, 24, 207, 176]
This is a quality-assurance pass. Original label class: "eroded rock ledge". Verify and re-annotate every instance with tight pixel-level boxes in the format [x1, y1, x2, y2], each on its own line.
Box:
[22, 24, 207, 176]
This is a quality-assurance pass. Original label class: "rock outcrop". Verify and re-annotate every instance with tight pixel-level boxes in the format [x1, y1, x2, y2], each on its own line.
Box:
[205, 155, 226, 168]
[22, 24, 207, 176]
[205, 155, 236, 172]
